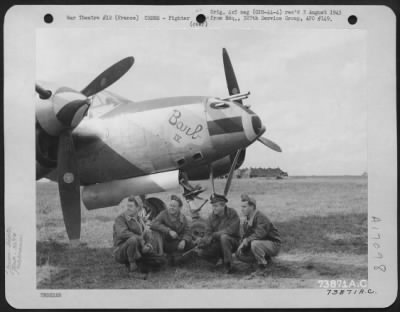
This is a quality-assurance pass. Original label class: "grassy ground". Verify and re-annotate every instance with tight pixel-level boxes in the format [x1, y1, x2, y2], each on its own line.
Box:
[36, 176, 367, 289]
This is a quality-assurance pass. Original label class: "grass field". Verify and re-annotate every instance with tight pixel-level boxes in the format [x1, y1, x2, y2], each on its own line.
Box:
[36, 176, 368, 289]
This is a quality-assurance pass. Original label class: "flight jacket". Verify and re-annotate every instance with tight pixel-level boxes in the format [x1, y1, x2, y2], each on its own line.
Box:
[113, 212, 145, 247]
[150, 210, 192, 242]
[205, 206, 240, 240]
[242, 210, 281, 243]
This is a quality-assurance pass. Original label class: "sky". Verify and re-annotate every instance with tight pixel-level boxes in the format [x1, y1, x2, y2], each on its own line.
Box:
[37, 27, 367, 176]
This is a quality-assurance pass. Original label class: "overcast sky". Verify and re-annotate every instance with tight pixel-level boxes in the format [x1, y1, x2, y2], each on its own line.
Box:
[37, 27, 367, 176]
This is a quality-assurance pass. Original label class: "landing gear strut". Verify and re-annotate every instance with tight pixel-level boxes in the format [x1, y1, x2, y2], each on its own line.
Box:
[179, 171, 206, 201]
[179, 172, 208, 239]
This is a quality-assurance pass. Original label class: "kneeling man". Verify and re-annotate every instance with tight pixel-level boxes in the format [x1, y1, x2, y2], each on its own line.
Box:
[150, 195, 193, 261]
[113, 196, 156, 276]
[236, 194, 281, 275]
[196, 194, 240, 274]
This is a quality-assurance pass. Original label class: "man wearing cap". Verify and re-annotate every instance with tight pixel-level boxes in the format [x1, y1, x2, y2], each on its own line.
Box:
[150, 195, 193, 262]
[236, 193, 281, 276]
[113, 196, 157, 277]
[196, 193, 240, 274]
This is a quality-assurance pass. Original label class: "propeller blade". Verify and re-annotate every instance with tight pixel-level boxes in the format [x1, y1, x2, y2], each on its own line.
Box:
[81, 56, 134, 97]
[57, 130, 81, 240]
[35, 84, 52, 99]
[257, 137, 282, 152]
[222, 48, 242, 105]
[224, 149, 243, 196]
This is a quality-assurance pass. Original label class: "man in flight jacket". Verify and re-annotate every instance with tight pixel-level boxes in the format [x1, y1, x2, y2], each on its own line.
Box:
[150, 194, 193, 257]
[236, 193, 281, 276]
[197, 193, 240, 274]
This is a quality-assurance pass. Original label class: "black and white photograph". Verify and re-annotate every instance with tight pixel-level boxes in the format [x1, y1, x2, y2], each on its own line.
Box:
[4, 4, 397, 309]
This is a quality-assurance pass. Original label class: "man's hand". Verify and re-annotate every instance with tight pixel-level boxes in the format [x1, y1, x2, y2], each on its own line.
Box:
[212, 231, 222, 240]
[177, 240, 186, 251]
[237, 238, 249, 252]
[198, 236, 212, 247]
[193, 237, 201, 246]
[169, 230, 178, 239]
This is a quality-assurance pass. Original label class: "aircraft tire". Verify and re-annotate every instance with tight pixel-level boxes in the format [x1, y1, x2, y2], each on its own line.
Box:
[144, 197, 166, 220]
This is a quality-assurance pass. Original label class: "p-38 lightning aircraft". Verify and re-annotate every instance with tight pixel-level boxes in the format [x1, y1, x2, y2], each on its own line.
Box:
[36, 49, 281, 241]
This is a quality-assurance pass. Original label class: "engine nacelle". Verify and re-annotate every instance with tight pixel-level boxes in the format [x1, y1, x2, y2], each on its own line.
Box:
[82, 170, 180, 210]
[185, 149, 246, 180]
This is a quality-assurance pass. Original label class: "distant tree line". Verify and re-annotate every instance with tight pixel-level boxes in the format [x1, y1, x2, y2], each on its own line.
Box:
[219, 167, 288, 179]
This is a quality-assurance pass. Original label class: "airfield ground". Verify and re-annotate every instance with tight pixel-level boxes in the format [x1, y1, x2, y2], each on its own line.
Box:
[36, 176, 367, 289]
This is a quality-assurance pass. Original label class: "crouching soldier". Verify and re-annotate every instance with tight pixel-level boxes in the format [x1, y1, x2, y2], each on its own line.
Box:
[150, 195, 194, 263]
[196, 194, 240, 274]
[236, 194, 281, 277]
[113, 196, 161, 277]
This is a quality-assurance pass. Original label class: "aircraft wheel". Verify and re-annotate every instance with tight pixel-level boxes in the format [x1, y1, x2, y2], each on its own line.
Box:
[143, 197, 166, 220]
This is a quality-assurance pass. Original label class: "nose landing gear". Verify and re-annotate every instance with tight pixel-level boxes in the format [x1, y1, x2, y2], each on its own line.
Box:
[179, 172, 209, 240]
[179, 172, 206, 201]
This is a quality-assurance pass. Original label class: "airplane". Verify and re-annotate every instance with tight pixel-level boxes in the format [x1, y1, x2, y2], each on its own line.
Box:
[35, 48, 282, 242]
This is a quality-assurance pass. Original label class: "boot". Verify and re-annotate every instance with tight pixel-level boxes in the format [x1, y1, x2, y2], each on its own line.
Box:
[128, 261, 138, 272]
[222, 262, 234, 274]
[245, 263, 268, 279]
[128, 262, 148, 279]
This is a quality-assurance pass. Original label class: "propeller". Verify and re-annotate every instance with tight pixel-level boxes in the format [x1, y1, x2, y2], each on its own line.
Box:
[257, 136, 282, 152]
[222, 48, 281, 196]
[222, 48, 245, 196]
[37, 57, 134, 129]
[36, 56, 134, 241]
[222, 48, 242, 104]
[80, 57, 134, 97]
[222, 48, 281, 152]
[57, 130, 81, 240]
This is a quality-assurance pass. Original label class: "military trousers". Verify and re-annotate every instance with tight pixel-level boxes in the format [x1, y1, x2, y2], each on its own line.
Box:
[199, 234, 239, 265]
[236, 239, 281, 265]
[114, 235, 143, 265]
[151, 231, 194, 254]
[114, 230, 163, 265]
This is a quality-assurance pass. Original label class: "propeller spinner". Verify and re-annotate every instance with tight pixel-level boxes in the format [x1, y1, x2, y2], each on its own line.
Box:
[36, 56, 134, 241]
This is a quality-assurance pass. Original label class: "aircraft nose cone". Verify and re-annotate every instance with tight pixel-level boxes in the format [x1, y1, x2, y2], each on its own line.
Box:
[251, 115, 263, 135]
